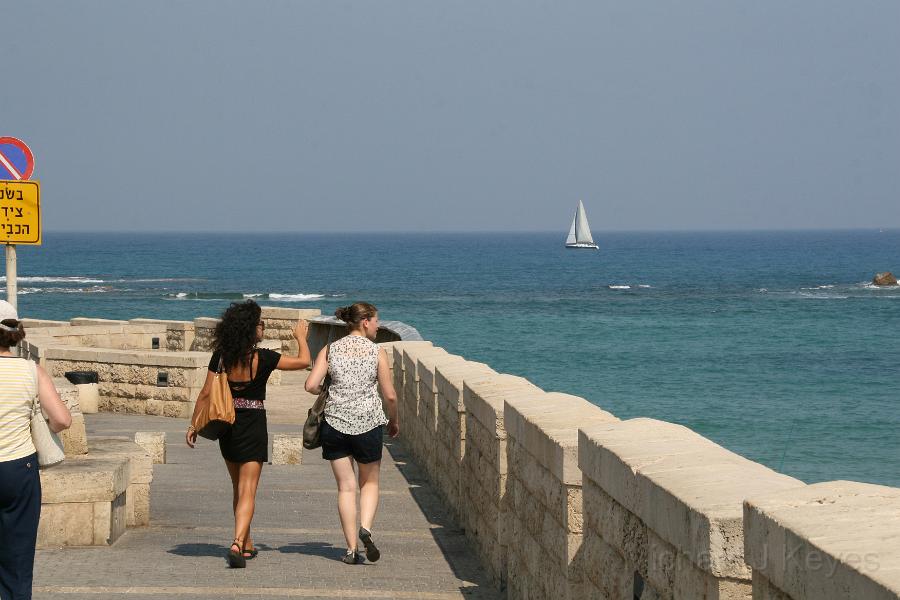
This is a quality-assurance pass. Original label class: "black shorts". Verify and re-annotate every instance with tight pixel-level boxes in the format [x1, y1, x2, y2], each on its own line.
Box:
[321, 421, 383, 464]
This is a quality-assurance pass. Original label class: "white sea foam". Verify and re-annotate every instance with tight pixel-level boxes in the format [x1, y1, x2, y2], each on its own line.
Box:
[268, 293, 325, 302]
[0, 276, 105, 284]
[243, 293, 264, 298]
[638, 284, 652, 288]
[17, 286, 116, 294]
[608, 285, 631, 290]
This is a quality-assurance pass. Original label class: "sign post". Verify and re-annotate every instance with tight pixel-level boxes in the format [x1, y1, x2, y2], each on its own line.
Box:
[5, 245, 15, 310]
[0, 137, 38, 311]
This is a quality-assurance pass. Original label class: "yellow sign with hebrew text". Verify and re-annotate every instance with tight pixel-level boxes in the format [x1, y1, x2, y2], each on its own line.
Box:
[0, 180, 41, 245]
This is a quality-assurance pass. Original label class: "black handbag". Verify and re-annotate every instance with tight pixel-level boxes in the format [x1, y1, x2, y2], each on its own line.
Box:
[302, 346, 330, 449]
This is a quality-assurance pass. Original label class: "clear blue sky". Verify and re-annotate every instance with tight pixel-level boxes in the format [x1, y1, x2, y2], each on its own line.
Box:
[4, 1, 899, 232]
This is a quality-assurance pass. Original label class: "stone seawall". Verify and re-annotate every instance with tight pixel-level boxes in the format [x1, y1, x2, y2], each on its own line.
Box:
[383, 341, 900, 600]
[20, 315, 899, 599]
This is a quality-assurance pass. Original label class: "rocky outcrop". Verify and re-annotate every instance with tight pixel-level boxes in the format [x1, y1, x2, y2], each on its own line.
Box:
[873, 272, 898, 286]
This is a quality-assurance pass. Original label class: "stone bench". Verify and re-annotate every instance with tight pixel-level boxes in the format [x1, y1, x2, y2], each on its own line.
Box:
[87, 437, 153, 527]
[38, 457, 128, 547]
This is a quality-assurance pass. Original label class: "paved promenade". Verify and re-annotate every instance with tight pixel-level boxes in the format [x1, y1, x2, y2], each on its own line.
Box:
[33, 371, 499, 600]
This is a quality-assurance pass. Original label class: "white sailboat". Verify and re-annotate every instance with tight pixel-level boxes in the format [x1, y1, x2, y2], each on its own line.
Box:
[565, 200, 599, 249]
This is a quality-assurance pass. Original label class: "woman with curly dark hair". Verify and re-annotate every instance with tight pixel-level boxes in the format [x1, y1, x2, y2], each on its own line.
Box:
[186, 300, 310, 568]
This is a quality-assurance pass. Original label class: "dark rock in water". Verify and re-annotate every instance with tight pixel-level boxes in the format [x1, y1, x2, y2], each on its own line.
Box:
[873, 272, 898, 286]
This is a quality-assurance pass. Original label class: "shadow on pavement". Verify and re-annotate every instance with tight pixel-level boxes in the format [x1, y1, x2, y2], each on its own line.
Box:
[277, 541, 346, 561]
[167, 542, 227, 557]
[384, 439, 500, 599]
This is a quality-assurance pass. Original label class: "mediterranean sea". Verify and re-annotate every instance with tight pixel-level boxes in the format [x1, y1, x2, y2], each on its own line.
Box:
[6, 230, 899, 486]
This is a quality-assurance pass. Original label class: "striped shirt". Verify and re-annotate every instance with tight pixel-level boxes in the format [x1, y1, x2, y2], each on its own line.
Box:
[0, 356, 37, 462]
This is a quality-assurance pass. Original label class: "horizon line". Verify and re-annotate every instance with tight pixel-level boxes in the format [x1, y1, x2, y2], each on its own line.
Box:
[37, 226, 900, 235]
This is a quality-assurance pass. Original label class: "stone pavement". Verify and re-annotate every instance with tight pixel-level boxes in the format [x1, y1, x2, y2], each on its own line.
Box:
[33, 371, 499, 600]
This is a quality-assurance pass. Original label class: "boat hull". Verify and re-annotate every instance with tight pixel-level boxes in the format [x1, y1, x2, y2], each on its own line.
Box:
[565, 243, 599, 250]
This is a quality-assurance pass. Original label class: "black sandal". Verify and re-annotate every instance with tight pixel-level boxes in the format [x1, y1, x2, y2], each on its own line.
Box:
[227, 540, 247, 568]
[359, 527, 380, 563]
[243, 546, 258, 560]
[341, 549, 363, 565]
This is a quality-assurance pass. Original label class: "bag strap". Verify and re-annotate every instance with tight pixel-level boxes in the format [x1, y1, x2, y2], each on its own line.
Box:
[25, 359, 40, 417]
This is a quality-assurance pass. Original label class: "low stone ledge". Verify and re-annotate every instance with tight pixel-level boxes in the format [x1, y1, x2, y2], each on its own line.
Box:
[21, 318, 68, 328]
[87, 437, 153, 527]
[135, 432, 166, 464]
[54, 377, 88, 456]
[578, 418, 804, 581]
[260, 306, 322, 320]
[272, 434, 303, 465]
[744, 481, 900, 600]
[193, 317, 220, 329]
[70, 318, 128, 326]
[129, 318, 194, 331]
[43, 346, 210, 368]
[38, 456, 128, 547]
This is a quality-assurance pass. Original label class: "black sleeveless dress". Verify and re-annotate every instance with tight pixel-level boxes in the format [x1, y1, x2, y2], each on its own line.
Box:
[208, 348, 281, 463]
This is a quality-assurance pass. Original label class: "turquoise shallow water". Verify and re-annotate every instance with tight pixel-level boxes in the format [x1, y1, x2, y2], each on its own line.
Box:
[6, 230, 900, 486]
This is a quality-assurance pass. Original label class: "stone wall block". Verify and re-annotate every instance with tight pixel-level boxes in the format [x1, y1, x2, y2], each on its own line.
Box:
[37, 503, 94, 547]
[581, 531, 633, 599]
[579, 419, 804, 581]
[134, 432, 166, 464]
[272, 434, 303, 465]
[744, 481, 900, 600]
[145, 399, 163, 416]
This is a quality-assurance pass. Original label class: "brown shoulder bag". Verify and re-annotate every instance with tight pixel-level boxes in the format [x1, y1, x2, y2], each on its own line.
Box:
[192, 356, 236, 440]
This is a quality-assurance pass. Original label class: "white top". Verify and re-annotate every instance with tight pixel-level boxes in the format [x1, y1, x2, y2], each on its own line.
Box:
[0, 357, 37, 462]
[324, 335, 388, 435]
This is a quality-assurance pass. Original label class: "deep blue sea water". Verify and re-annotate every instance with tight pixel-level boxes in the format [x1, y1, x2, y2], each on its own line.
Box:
[6, 231, 899, 487]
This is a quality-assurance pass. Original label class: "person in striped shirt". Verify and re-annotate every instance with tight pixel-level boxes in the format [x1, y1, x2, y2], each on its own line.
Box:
[0, 300, 71, 600]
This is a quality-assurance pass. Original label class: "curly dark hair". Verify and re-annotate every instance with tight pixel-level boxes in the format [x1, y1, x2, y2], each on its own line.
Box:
[0, 319, 25, 348]
[213, 301, 261, 370]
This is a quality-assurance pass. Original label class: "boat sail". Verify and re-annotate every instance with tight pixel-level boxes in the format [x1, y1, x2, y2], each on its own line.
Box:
[565, 200, 599, 249]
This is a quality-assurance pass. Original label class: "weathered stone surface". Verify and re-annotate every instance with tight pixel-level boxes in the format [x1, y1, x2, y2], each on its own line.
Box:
[86, 437, 154, 527]
[59, 413, 89, 456]
[40, 457, 128, 503]
[272, 434, 303, 465]
[37, 502, 94, 547]
[745, 481, 900, 600]
[134, 431, 166, 464]
[873, 272, 898, 286]
[506, 392, 617, 485]
[579, 418, 804, 579]
[260, 306, 322, 320]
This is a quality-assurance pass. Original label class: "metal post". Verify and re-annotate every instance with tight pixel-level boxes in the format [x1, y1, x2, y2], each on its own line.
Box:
[5, 244, 16, 311]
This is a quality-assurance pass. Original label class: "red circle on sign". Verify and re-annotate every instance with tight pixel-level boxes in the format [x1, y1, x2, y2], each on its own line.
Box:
[0, 137, 35, 180]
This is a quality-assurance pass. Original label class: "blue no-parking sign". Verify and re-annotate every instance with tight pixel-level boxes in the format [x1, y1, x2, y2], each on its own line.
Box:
[0, 137, 35, 180]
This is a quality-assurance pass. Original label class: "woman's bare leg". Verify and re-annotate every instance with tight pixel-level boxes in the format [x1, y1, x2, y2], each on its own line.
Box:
[357, 460, 381, 531]
[230, 460, 262, 550]
[330, 457, 358, 551]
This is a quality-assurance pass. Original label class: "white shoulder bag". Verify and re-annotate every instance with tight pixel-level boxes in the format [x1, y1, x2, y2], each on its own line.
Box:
[28, 360, 66, 468]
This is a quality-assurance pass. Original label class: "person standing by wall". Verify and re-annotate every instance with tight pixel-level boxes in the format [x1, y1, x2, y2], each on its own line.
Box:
[0, 300, 72, 600]
[305, 302, 400, 565]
